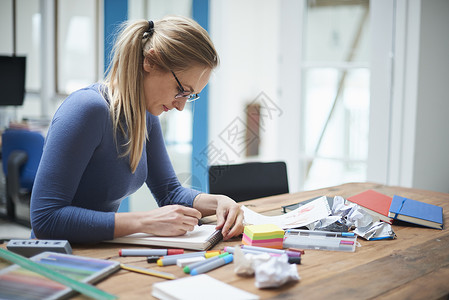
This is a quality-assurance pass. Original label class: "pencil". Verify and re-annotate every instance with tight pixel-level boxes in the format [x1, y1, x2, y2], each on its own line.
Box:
[120, 264, 176, 280]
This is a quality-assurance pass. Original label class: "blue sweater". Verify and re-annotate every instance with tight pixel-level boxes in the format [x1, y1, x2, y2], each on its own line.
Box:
[30, 84, 200, 243]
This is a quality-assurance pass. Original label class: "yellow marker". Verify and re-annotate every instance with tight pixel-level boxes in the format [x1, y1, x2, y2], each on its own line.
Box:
[157, 251, 207, 266]
[205, 251, 220, 259]
[120, 264, 175, 280]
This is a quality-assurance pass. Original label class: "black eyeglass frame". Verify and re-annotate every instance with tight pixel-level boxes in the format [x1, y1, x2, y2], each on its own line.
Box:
[171, 71, 200, 102]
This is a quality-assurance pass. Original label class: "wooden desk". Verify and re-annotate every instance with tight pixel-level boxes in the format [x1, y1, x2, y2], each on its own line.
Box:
[12, 182, 449, 299]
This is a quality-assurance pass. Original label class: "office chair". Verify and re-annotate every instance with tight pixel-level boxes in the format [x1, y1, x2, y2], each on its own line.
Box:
[208, 161, 289, 202]
[1, 129, 44, 227]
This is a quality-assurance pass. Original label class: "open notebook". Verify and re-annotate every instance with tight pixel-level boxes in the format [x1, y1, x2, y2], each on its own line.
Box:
[106, 225, 223, 251]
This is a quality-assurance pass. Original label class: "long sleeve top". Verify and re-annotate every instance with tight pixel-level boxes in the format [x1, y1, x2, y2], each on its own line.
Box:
[30, 84, 200, 243]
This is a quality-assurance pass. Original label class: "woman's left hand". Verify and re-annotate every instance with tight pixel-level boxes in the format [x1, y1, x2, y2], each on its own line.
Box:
[193, 194, 244, 240]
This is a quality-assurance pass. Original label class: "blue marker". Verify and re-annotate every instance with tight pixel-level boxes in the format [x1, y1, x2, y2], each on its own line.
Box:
[190, 254, 233, 276]
[183, 252, 229, 274]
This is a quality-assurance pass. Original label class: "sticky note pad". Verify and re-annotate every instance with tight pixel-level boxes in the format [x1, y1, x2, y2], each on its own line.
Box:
[242, 224, 284, 249]
[244, 224, 284, 240]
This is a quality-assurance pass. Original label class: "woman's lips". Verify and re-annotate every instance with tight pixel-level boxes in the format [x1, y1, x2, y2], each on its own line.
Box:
[163, 105, 169, 112]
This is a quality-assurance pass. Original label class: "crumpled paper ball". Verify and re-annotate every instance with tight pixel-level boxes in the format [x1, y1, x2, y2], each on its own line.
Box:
[254, 253, 300, 288]
[233, 246, 300, 288]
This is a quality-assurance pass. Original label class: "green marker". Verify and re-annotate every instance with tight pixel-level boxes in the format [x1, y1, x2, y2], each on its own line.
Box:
[183, 252, 229, 274]
[0, 248, 117, 300]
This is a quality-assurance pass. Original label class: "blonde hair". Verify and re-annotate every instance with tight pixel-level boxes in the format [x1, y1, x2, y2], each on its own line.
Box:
[104, 16, 219, 173]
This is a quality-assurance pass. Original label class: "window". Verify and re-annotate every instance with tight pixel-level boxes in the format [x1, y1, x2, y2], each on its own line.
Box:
[0, 0, 41, 92]
[56, 0, 100, 94]
[300, 0, 370, 190]
[127, 0, 195, 211]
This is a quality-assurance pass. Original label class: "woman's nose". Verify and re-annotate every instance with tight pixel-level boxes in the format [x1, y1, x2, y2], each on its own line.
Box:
[173, 98, 187, 111]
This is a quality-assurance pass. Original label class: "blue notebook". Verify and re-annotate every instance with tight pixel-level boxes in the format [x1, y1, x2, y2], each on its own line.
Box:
[388, 195, 443, 229]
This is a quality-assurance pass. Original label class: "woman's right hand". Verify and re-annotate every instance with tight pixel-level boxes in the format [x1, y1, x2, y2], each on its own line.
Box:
[114, 205, 202, 238]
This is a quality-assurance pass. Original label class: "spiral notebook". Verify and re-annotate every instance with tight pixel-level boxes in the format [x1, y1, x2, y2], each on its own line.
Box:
[107, 225, 223, 251]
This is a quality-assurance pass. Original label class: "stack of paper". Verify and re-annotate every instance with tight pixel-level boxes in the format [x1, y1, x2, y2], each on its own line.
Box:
[152, 274, 259, 300]
[242, 224, 284, 249]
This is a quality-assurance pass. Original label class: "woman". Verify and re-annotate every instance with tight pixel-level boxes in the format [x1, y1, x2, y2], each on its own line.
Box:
[30, 16, 244, 243]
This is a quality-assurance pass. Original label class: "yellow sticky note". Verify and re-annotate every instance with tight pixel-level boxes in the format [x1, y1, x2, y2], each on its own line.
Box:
[243, 224, 284, 240]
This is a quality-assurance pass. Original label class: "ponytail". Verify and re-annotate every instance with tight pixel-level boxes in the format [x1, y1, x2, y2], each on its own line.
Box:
[104, 16, 219, 173]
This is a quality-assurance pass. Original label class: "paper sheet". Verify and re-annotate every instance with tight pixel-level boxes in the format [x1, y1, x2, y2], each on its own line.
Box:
[242, 196, 331, 229]
[152, 274, 259, 300]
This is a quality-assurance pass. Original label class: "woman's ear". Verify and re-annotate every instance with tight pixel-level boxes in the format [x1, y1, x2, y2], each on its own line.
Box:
[143, 48, 156, 72]
[143, 56, 152, 72]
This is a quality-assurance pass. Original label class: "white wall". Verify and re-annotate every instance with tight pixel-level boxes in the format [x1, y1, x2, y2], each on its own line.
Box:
[368, 0, 449, 193]
[277, 0, 304, 193]
[413, 0, 449, 192]
[209, 0, 281, 166]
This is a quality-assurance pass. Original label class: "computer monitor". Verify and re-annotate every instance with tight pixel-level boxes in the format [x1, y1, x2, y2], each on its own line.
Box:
[0, 56, 26, 106]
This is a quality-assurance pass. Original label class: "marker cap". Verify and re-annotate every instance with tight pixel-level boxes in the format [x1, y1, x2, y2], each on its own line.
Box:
[288, 257, 301, 264]
[167, 249, 184, 255]
[223, 254, 233, 264]
[205, 252, 220, 259]
[342, 232, 355, 237]
[147, 256, 160, 263]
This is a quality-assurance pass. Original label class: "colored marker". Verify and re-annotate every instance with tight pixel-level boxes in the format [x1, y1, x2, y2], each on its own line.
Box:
[147, 256, 160, 263]
[157, 251, 206, 266]
[183, 252, 229, 274]
[120, 264, 175, 280]
[176, 256, 205, 267]
[223, 246, 278, 256]
[287, 248, 306, 255]
[205, 251, 220, 259]
[190, 254, 233, 275]
[119, 249, 183, 257]
[224, 246, 284, 257]
[288, 257, 302, 264]
[286, 229, 355, 237]
[241, 245, 301, 257]
[340, 240, 355, 245]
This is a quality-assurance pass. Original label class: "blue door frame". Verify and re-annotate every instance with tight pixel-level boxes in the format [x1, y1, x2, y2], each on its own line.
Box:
[104, 0, 211, 212]
[192, 0, 210, 193]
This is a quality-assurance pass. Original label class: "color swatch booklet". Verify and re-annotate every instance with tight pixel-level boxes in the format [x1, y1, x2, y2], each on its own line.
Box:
[0, 251, 120, 300]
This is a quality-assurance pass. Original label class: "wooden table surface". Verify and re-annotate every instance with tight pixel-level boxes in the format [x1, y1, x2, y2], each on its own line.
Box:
[5, 182, 449, 299]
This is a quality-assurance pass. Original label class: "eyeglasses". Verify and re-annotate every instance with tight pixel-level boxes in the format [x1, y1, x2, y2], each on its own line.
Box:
[171, 70, 200, 102]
